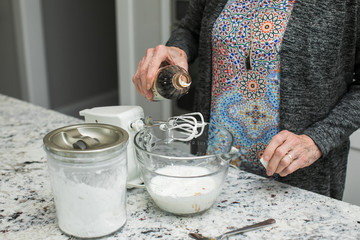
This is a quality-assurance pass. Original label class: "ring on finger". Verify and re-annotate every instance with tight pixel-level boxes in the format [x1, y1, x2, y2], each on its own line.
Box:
[288, 153, 293, 164]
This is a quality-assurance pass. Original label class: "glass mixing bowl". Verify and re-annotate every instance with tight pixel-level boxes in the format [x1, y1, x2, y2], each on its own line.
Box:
[134, 123, 238, 215]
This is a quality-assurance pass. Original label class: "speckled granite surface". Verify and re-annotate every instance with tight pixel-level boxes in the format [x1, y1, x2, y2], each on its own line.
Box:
[1, 94, 360, 240]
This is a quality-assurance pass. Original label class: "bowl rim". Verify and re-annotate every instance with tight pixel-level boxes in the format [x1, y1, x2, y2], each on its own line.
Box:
[133, 122, 234, 161]
[141, 164, 229, 178]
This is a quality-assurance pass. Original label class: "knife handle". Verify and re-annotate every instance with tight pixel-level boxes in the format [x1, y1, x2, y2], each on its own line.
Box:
[222, 218, 276, 238]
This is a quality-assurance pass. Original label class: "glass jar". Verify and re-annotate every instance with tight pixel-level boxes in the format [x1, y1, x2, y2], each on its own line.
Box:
[43, 123, 128, 238]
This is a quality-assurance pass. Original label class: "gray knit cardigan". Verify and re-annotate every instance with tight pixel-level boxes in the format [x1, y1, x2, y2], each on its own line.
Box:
[167, 0, 360, 200]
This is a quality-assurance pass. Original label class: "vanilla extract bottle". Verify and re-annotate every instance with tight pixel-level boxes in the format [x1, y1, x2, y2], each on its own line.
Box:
[151, 65, 192, 101]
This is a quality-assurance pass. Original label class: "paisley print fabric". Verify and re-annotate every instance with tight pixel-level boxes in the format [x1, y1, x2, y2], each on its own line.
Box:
[210, 0, 294, 175]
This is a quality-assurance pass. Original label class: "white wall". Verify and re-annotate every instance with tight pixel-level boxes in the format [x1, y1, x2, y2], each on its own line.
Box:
[116, 0, 171, 121]
[1, 0, 50, 107]
[343, 130, 360, 206]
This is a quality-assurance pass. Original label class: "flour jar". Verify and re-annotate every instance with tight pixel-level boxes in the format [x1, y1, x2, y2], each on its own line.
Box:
[43, 123, 129, 238]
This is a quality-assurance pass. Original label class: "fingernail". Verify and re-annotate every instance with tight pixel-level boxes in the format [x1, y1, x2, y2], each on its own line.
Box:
[146, 83, 151, 89]
[145, 94, 153, 102]
[267, 170, 273, 176]
[263, 155, 269, 161]
[259, 158, 268, 168]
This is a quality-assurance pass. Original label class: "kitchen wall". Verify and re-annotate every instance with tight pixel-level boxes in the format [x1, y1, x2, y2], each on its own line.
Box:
[343, 130, 360, 206]
[0, 0, 22, 99]
[116, 0, 172, 120]
[0, 0, 118, 118]
[42, 0, 118, 117]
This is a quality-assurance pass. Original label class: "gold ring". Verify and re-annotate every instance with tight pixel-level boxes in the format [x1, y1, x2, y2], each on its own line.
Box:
[288, 154, 293, 164]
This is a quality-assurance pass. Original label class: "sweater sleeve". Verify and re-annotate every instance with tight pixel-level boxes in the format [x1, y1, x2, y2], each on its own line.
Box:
[166, 0, 206, 63]
[304, 80, 360, 157]
[303, 25, 360, 157]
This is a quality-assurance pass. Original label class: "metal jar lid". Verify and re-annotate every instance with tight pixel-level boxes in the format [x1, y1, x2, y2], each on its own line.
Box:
[43, 123, 129, 158]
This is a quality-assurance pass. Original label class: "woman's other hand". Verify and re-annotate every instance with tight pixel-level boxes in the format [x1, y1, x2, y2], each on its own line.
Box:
[262, 130, 322, 177]
[132, 45, 188, 101]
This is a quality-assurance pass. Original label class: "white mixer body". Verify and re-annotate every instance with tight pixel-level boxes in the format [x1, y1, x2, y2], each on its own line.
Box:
[79, 106, 144, 188]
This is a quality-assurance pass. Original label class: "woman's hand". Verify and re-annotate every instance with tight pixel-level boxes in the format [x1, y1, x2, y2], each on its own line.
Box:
[132, 45, 188, 101]
[262, 130, 322, 177]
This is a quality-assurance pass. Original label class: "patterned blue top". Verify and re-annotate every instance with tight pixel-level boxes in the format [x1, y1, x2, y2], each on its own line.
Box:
[210, 0, 294, 175]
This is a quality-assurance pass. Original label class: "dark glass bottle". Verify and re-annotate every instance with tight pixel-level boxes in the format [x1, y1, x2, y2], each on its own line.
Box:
[151, 65, 191, 101]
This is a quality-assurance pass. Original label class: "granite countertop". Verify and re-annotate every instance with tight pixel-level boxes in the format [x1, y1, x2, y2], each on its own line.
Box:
[1, 94, 360, 240]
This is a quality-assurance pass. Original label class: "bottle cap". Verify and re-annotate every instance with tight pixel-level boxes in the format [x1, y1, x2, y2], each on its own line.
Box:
[173, 73, 191, 89]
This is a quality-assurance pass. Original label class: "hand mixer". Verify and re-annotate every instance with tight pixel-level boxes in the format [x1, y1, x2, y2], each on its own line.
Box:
[79, 106, 206, 188]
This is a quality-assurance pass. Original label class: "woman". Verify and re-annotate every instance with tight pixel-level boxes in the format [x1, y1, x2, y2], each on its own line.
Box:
[132, 0, 360, 200]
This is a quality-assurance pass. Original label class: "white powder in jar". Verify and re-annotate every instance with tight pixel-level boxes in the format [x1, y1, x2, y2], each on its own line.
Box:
[48, 156, 127, 238]
[147, 165, 221, 215]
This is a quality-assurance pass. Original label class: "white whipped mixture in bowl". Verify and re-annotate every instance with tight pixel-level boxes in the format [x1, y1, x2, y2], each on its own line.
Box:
[147, 165, 223, 215]
[134, 123, 237, 215]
